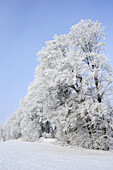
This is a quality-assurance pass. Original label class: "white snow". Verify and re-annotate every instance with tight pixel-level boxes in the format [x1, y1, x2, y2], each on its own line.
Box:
[0, 139, 113, 170]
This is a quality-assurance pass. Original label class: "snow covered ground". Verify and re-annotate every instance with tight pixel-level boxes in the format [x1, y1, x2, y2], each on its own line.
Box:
[0, 139, 113, 170]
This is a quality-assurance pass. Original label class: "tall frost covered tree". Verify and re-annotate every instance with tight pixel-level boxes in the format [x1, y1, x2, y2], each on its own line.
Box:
[2, 20, 113, 150]
[37, 20, 113, 150]
[65, 20, 113, 150]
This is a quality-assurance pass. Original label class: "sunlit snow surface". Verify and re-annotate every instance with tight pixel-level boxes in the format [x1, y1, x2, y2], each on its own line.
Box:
[0, 139, 113, 170]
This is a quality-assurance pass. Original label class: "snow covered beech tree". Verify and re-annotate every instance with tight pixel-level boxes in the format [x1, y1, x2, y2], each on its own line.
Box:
[37, 20, 113, 150]
[1, 20, 113, 150]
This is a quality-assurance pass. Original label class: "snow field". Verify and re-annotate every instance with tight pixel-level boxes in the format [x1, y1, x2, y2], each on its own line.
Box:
[0, 139, 113, 170]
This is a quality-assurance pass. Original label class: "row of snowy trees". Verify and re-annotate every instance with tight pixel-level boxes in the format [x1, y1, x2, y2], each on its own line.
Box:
[1, 20, 113, 150]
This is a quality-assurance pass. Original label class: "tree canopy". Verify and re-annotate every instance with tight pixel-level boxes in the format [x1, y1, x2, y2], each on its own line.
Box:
[1, 20, 113, 150]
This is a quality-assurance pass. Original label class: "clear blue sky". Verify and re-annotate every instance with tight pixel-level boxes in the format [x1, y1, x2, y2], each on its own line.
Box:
[0, 0, 113, 122]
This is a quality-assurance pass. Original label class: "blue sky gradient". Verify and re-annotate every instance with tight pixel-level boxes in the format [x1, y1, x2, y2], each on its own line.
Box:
[0, 0, 113, 122]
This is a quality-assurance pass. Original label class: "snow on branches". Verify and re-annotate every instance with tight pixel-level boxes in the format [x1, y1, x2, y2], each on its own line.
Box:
[1, 20, 113, 150]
